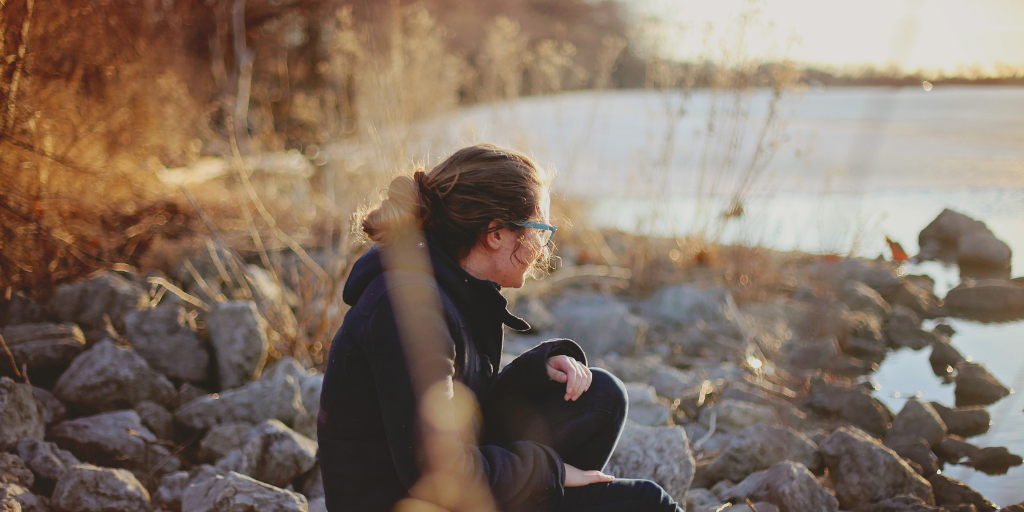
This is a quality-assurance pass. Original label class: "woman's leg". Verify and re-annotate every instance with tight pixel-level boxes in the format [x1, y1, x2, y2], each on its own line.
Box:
[559, 479, 683, 512]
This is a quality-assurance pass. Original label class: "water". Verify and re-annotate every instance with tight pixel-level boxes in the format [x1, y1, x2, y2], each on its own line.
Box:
[415, 86, 1024, 504]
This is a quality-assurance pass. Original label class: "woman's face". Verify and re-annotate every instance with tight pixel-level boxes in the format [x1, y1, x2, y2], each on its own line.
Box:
[467, 188, 552, 289]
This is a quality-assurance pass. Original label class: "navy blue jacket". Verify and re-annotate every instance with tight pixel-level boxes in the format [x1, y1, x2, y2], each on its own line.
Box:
[317, 236, 587, 512]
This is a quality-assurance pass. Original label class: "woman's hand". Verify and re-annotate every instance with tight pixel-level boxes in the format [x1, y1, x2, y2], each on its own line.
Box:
[564, 463, 614, 487]
[546, 355, 592, 401]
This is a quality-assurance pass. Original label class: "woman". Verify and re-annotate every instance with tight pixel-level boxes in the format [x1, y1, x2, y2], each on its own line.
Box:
[318, 143, 683, 512]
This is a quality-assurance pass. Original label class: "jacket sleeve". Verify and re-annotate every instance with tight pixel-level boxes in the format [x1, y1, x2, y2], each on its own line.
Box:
[361, 286, 566, 508]
[493, 338, 588, 397]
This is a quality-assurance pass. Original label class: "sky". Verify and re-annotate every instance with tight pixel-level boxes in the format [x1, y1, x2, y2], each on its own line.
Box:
[621, 0, 1024, 75]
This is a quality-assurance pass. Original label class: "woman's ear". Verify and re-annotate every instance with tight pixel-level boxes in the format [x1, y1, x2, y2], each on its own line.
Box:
[485, 220, 504, 250]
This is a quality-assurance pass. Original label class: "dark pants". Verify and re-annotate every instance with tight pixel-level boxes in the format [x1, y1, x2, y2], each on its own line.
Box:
[483, 368, 684, 512]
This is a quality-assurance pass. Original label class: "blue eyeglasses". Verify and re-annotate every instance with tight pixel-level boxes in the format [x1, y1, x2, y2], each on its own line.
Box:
[512, 220, 558, 246]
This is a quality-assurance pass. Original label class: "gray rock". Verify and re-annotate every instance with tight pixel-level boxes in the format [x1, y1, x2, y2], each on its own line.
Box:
[717, 461, 838, 512]
[958, 233, 1011, 270]
[134, 401, 175, 440]
[0, 485, 46, 512]
[152, 471, 189, 512]
[207, 301, 269, 390]
[231, 420, 318, 488]
[840, 312, 887, 361]
[918, 209, 991, 262]
[551, 294, 646, 357]
[51, 464, 152, 512]
[52, 339, 176, 411]
[885, 306, 933, 350]
[0, 377, 44, 452]
[512, 295, 554, 334]
[720, 503, 778, 512]
[963, 446, 1023, 475]
[803, 377, 892, 438]
[698, 399, 777, 433]
[885, 436, 939, 476]
[826, 259, 902, 296]
[624, 383, 670, 426]
[643, 285, 729, 326]
[181, 472, 307, 512]
[684, 488, 725, 512]
[16, 439, 80, 482]
[929, 336, 966, 376]
[292, 373, 322, 439]
[842, 281, 892, 320]
[930, 403, 990, 438]
[647, 365, 701, 400]
[670, 321, 746, 361]
[174, 373, 304, 430]
[0, 291, 45, 327]
[48, 411, 179, 482]
[885, 399, 947, 447]
[606, 423, 695, 503]
[198, 423, 254, 463]
[928, 473, 997, 512]
[780, 335, 840, 371]
[124, 307, 210, 383]
[884, 281, 939, 319]
[31, 387, 66, 426]
[300, 465, 323, 500]
[867, 495, 944, 512]
[261, 357, 313, 382]
[596, 354, 663, 383]
[0, 324, 85, 374]
[934, 436, 981, 465]
[955, 362, 1011, 407]
[48, 272, 149, 343]
[307, 497, 326, 512]
[697, 425, 819, 487]
[0, 454, 33, 488]
[945, 280, 1024, 322]
[819, 426, 934, 510]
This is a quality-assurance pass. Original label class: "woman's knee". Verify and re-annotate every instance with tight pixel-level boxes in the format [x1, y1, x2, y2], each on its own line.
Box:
[588, 367, 627, 422]
[629, 480, 682, 512]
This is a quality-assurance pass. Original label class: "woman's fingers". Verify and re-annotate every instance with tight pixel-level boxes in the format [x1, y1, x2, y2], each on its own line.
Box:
[546, 355, 594, 401]
[582, 470, 615, 484]
[564, 463, 615, 487]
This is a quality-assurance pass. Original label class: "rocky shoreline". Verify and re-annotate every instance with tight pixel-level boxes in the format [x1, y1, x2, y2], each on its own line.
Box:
[1, 208, 1023, 512]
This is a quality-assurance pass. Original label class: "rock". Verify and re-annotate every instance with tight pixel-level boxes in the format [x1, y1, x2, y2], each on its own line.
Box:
[885, 436, 938, 476]
[934, 436, 981, 465]
[671, 320, 746, 361]
[0, 455, 33, 488]
[819, 426, 934, 509]
[867, 495, 944, 512]
[643, 285, 730, 326]
[307, 497, 326, 512]
[0, 377, 44, 451]
[647, 365, 701, 400]
[884, 281, 939, 319]
[842, 281, 892, 320]
[551, 294, 646, 357]
[945, 280, 1024, 322]
[17, 439, 80, 483]
[134, 401, 175, 440]
[51, 464, 151, 512]
[840, 312, 887, 361]
[885, 400, 947, 447]
[963, 446, 1023, 475]
[928, 473, 997, 512]
[207, 301, 269, 390]
[918, 209, 991, 261]
[606, 423, 695, 502]
[198, 423, 254, 463]
[824, 259, 901, 296]
[48, 411, 179, 482]
[0, 323, 85, 375]
[717, 461, 838, 512]
[31, 388, 66, 426]
[229, 420, 318, 488]
[512, 295, 554, 334]
[929, 336, 966, 376]
[596, 354, 662, 382]
[930, 403, 990, 438]
[624, 383, 670, 426]
[954, 362, 1011, 407]
[957, 233, 1011, 271]
[124, 307, 210, 383]
[292, 373, 322, 439]
[885, 306, 933, 350]
[52, 339, 176, 411]
[300, 465, 323, 500]
[152, 471, 188, 512]
[180, 472, 307, 512]
[48, 272, 149, 344]
[780, 335, 840, 371]
[174, 373, 304, 430]
[172, 382, 210, 410]
[696, 425, 819, 487]
[0, 291, 45, 327]
[699, 399, 777, 433]
[802, 377, 892, 438]
[0, 485, 46, 512]
[685, 488, 725, 512]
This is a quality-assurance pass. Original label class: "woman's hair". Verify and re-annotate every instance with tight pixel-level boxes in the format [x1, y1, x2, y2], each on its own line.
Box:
[362, 143, 552, 263]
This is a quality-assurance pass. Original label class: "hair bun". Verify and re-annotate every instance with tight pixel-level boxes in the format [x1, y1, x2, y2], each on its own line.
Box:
[361, 174, 424, 243]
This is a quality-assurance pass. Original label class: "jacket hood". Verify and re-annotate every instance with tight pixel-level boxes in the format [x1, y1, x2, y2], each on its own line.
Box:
[342, 247, 384, 307]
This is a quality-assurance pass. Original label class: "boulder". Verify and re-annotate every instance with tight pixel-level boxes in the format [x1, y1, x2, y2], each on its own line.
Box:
[152, 471, 189, 512]
[885, 436, 938, 476]
[954, 362, 1011, 407]
[124, 307, 210, 383]
[51, 464, 152, 512]
[885, 400, 947, 447]
[606, 423, 695, 503]
[885, 306, 933, 350]
[819, 259, 901, 296]
[624, 383, 670, 426]
[945, 280, 1024, 322]
[0, 291, 45, 327]
[928, 473, 997, 512]
[643, 285, 731, 325]
[963, 446, 1023, 475]
[884, 281, 939, 319]
[52, 339, 176, 411]
[31, 388, 66, 426]
[551, 294, 646, 357]
[698, 399, 777, 433]
[867, 495, 944, 512]
[780, 335, 840, 371]
[207, 301, 269, 390]
[301, 465, 323, 500]
[647, 365, 701, 401]
[222, 420, 318, 488]
[0, 377, 44, 451]
[696, 425, 819, 487]
[918, 209, 991, 261]
[841, 281, 892, 320]
[802, 377, 892, 438]
[0, 323, 85, 375]
[0, 485, 46, 512]
[511, 295, 555, 334]
[181, 472, 307, 512]
[134, 401, 175, 441]
[293, 373, 322, 439]
[17, 438, 80, 483]
[307, 497, 327, 512]
[929, 403, 990, 438]
[48, 272, 149, 344]
[929, 336, 966, 377]
[934, 436, 981, 465]
[840, 312, 887, 362]
[685, 488, 725, 512]
[716, 462, 838, 512]
[48, 410, 179, 482]
[198, 423, 254, 463]
[820, 427, 933, 509]
[957, 233, 1011, 271]
[0, 454, 33, 488]
[174, 373, 304, 430]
